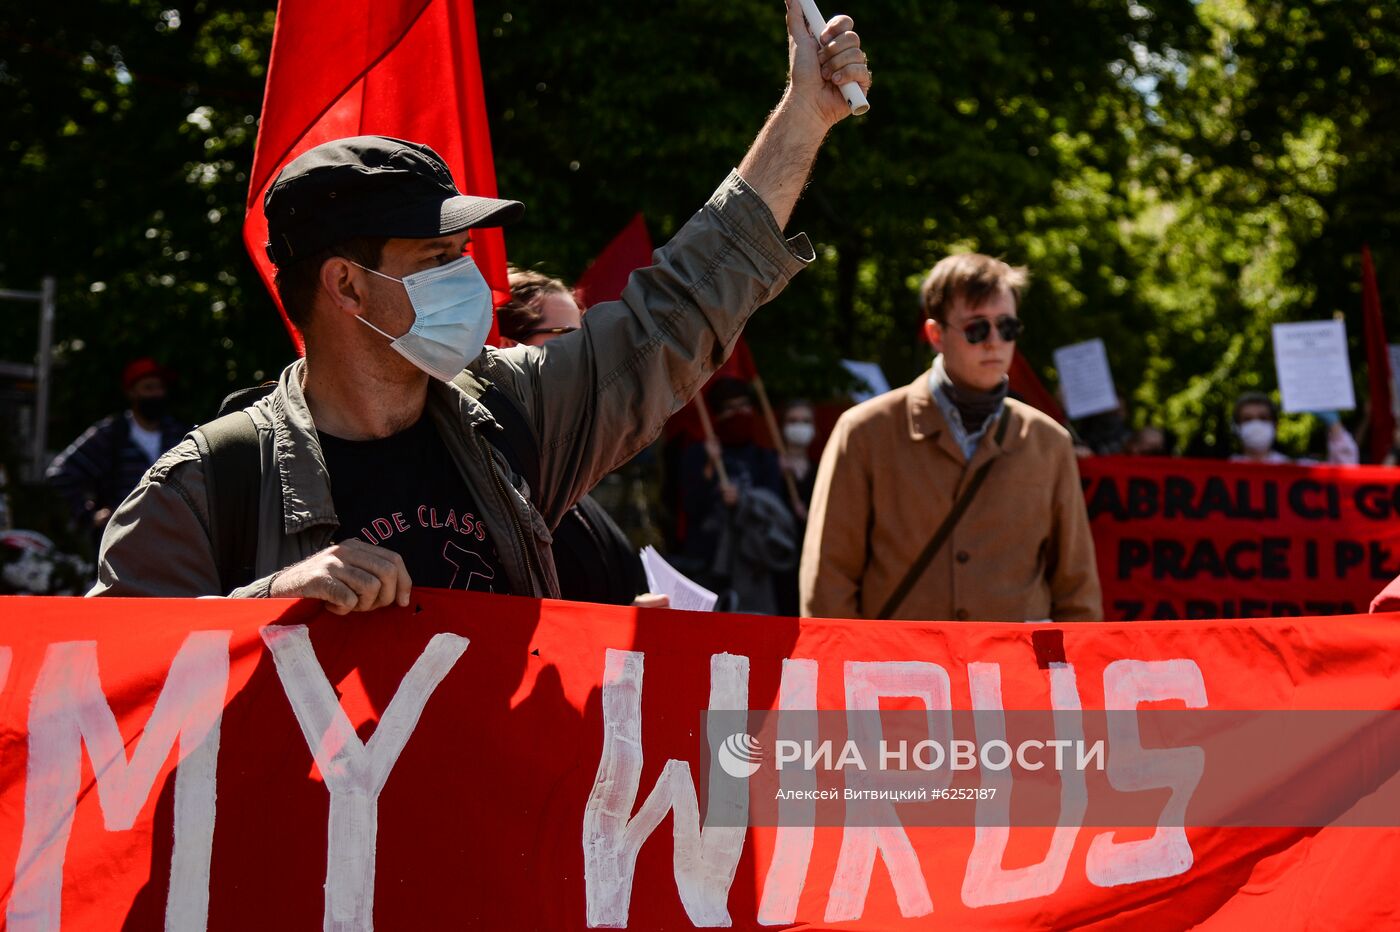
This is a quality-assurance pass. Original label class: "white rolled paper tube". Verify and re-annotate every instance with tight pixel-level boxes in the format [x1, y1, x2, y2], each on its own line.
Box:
[797, 0, 870, 115]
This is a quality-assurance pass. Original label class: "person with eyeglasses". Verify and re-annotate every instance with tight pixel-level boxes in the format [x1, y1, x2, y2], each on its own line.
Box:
[496, 268, 583, 347]
[800, 253, 1102, 622]
[497, 268, 668, 608]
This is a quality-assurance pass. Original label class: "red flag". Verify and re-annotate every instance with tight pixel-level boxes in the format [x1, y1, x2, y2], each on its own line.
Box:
[573, 213, 759, 442]
[1009, 349, 1067, 423]
[243, 0, 510, 352]
[1362, 244, 1394, 463]
[574, 213, 653, 309]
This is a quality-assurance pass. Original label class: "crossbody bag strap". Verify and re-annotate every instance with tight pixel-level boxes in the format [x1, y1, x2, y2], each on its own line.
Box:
[876, 410, 1011, 620]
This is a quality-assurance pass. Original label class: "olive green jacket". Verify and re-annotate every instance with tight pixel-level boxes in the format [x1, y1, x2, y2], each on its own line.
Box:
[92, 170, 812, 599]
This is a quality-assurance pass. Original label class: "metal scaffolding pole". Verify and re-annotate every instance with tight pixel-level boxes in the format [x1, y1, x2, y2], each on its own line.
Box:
[0, 277, 55, 481]
[34, 276, 56, 479]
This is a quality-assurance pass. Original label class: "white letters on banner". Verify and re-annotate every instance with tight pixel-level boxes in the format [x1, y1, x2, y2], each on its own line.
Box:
[261, 626, 468, 932]
[583, 649, 750, 928]
[961, 662, 1087, 907]
[1087, 659, 1207, 886]
[0, 623, 1210, 928]
[757, 659, 819, 925]
[8, 633, 229, 932]
[825, 662, 950, 922]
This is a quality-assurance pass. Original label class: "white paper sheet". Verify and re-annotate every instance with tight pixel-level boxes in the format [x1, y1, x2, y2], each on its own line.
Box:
[1272, 320, 1356, 413]
[1052, 339, 1119, 420]
[639, 546, 718, 612]
[840, 359, 891, 404]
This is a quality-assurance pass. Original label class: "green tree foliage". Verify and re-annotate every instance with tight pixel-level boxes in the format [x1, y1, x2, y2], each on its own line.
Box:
[1134, 0, 1400, 455]
[478, 0, 1202, 399]
[1, 1, 283, 454]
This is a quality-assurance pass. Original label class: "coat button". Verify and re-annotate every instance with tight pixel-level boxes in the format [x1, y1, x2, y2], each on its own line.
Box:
[955, 609, 969, 620]
[956, 550, 970, 564]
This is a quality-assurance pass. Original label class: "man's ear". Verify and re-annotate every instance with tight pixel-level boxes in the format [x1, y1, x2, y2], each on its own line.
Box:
[319, 257, 369, 319]
[924, 318, 945, 355]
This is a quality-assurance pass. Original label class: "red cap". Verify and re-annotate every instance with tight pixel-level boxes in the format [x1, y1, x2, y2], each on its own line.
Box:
[121, 358, 170, 392]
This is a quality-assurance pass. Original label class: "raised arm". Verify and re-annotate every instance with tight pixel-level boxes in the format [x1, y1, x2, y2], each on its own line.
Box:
[480, 4, 870, 526]
[739, 1, 871, 229]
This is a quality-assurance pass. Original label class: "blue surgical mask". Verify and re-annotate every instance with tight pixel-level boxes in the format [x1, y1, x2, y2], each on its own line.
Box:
[352, 255, 493, 381]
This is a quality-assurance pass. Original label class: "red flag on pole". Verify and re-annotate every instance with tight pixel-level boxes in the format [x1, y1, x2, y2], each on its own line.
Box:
[574, 213, 759, 442]
[243, 0, 510, 352]
[1009, 349, 1067, 423]
[574, 213, 653, 309]
[1362, 244, 1394, 463]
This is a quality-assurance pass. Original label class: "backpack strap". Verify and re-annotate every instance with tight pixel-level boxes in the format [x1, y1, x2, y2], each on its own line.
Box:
[452, 371, 542, 496]
[876, 410, 1011, 619]
[194, 410, 262, 595]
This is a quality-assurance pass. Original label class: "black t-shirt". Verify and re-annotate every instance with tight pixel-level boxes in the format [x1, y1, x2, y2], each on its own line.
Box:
[318, 416, 505, 592]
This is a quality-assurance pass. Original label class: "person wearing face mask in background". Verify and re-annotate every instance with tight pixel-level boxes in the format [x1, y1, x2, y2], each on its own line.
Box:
[90, 11, 871, 604]
[679, 379, 796, 612]
[772, 399, 818, 614]
[779, 400, 819, 518]
[1228, 392, 1358, 466]
[46, 358, 188, 553]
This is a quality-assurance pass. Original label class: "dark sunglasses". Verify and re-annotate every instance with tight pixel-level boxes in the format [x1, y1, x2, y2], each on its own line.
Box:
[961, 315, 1024, 345]
[520, 326, 579, 339]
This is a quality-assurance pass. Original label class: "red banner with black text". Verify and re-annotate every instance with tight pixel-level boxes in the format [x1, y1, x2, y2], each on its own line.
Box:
[1082, 456, 1400, 621]
[0, 593, 1397, 929]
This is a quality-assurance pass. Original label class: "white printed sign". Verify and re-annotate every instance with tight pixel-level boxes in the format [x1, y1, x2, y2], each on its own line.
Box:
[840, 360, 891, 404]
[1052, 339, 1119, 420]
[1271, 320, 1356, 413]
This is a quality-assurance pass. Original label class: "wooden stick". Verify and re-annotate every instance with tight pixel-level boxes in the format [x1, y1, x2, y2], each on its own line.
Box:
[693, 397, 732, 490]
[752, 374, 804, 514]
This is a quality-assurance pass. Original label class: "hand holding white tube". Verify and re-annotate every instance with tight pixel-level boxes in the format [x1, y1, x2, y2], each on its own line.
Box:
[797, 0, 870, 115]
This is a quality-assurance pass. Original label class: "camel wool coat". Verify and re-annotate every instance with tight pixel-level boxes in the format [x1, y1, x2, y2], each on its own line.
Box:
[799, 372, 1102, 621]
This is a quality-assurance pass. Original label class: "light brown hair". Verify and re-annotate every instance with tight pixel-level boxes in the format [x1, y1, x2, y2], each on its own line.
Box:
[919, 253, 1029, 324]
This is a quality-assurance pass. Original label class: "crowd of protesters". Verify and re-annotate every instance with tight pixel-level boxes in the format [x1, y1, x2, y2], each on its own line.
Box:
[8, 244, 1387, 616]
[1, 61, 1386, 616]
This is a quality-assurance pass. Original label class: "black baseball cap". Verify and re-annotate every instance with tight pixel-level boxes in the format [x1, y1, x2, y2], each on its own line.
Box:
[263, 135, 524, 267]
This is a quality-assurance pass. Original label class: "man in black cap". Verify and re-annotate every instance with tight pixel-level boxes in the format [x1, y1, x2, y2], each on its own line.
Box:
[47, 358, 187, 551]
[91, 2, 870, 607]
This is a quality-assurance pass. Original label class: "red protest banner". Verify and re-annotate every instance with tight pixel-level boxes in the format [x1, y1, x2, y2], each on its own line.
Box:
[0, 592, 1396, 929]
[1081, 456, 1400, 621]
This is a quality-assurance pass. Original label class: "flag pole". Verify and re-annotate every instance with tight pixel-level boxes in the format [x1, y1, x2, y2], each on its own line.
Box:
[751, 374, 804, 514]
[693, 398, 732, 491]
